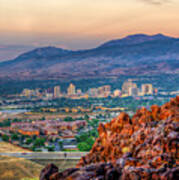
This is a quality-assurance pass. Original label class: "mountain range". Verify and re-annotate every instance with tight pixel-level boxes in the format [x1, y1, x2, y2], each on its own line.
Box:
[0, 33, 179, 80]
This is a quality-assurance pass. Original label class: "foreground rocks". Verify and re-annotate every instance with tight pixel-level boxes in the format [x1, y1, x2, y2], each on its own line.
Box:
[40, 96, 179, 180]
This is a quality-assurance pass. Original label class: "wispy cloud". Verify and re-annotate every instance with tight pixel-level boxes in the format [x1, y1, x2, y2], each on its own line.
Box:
[139, 0, 171, 5]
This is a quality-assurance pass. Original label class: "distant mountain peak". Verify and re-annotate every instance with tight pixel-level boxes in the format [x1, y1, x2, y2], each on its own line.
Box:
[126, 33, 166, 38]
[99, 33, 173, 48]
[27, 46, 70, 54]
[125, 33, 150, 38]
[153, 33, 166, 37]
[14, 46, 72, 61]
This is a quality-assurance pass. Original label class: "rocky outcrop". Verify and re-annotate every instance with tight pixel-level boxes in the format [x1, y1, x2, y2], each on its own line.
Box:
[40, 96, 179, 180]
[40, 164, 59, 180]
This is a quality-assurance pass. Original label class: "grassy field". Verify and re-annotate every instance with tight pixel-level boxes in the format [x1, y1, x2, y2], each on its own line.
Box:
[0, 142, 31, 153]
[0, 156, 43, 180]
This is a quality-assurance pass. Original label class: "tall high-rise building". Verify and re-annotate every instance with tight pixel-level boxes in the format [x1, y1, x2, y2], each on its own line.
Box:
[141, 84, 153, 95]
[122, 79, 137, 95]
[129, 87, 138, 96]
[67, 83, 76, 95]
[98, 85, 111, 97]
[54, 86, 61, 98]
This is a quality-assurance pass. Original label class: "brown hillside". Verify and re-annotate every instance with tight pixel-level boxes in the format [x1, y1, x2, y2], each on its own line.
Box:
[0, 156, 43, 180]
[0, 142, 31, 153]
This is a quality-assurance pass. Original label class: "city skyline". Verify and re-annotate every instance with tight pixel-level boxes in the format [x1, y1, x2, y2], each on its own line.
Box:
[22, 80, 154, 98]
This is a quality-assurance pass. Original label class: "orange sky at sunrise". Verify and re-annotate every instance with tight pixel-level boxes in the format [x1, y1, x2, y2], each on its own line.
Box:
[0, 0, 179, 49]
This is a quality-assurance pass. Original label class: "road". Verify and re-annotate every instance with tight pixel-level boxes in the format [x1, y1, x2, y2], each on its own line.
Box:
[0, 152, 87, 160]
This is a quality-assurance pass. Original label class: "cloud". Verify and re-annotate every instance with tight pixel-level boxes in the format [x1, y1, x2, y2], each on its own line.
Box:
[139, 0, 171, 5]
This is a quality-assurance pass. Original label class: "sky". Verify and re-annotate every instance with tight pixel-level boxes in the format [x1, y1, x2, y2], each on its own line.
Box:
[0, 0, 179, 50]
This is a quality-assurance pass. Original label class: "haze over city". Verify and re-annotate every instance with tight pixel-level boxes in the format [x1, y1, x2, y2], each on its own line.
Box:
[0, 0, 179, 49]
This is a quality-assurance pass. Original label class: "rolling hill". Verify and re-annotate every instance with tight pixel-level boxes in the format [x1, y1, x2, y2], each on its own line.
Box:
[0, 156, 43, 180]
[0, 142, 41, 180]
[0, 142, 31, 153]
[0, 33, 178, 80]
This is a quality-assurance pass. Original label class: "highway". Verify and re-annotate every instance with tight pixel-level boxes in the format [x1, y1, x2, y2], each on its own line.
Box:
[0, 152, 87, 160]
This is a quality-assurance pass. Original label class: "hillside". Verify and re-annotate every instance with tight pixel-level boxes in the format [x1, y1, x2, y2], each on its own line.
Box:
[0, 142, 31, 153]
[0, 156, 43, 180]
[0, 142, 39, 180]
[0, 34, 179, 80]
[40, 96, 179, 180]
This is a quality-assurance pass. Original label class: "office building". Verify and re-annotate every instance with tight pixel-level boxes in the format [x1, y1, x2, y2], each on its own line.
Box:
[54, 86, 61, 98]
[129, 87, 138, 96]
[141, 84, 153, 95]
[67, 83, 76, 95]
[122, 79, 137, 95]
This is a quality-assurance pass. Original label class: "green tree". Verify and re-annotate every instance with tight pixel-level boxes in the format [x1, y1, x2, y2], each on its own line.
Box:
[33, 138, 45, 147]
[64, 116, 73, 122]
[0, 119, 11, 127]
[86, 136, 95, 147]
[47, 146, 55, 152]
[26, 138, 33, 145]
[58, 141, 63, 150]
[77, 142, 90, 151]
[11, 133, 19, 141]
[90, 119, 99, 128]
[41, 116, 46, 121]
[2, 134, 9, 142]
[76, 135, 95, 151]
[90, 129, 98, 138]
[84, 114, 89, 120]
[76, 133, 89, 143]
